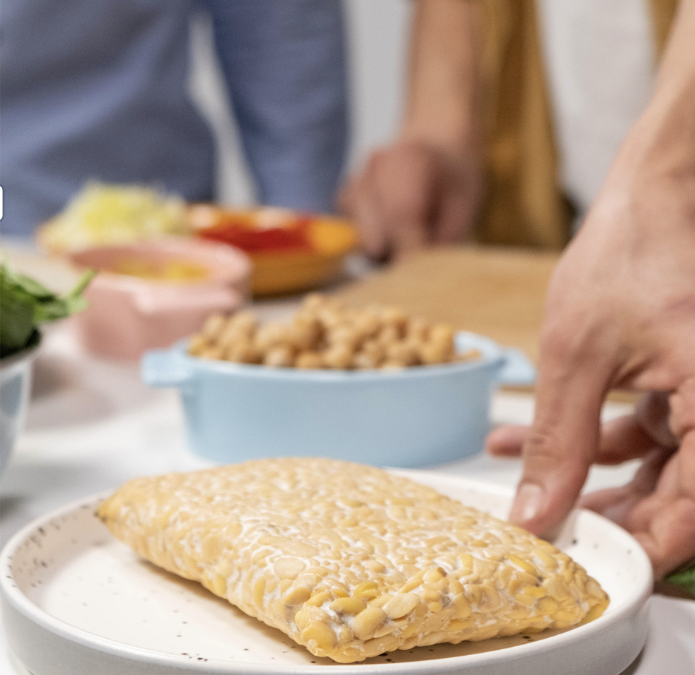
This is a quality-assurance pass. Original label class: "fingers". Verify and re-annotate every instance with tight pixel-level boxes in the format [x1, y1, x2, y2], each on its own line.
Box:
[431, 188, 474, 244]
[508, 309, 617, 536]
[505, 384, 693, 577]
[337, 167, 390, 260]
[488, 415, 660, 464]
[509, 378, 606, 535]
[637, 391, 678, 448]
[628, 430, 695, 578]
[368, 144, 435, 260]
[582, 434, 695, 578]
[488, 391, 676, 464]
[431, 157, 481, 244]
[339, 141, 479, 261]
[668, 377, 695, 440]
[591, 393, 675, 465]
[593, 413, 664, 465]
[487, 416, 653, 464]
[579, 446, 671, 525]
[485, 425, 529, 457]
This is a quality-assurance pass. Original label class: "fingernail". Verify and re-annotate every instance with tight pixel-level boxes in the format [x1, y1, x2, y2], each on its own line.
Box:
[511, 483, 545, 523]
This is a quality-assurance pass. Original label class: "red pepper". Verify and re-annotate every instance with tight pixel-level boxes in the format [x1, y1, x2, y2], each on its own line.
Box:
[198, 216, 315, 253]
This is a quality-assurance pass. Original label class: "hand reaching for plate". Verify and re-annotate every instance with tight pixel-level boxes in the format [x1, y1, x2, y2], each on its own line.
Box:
[488, 390, 695, 579]
[486, 190, 695, 576]
[485, 132, 695, 578]
[487, 0, 695, 578]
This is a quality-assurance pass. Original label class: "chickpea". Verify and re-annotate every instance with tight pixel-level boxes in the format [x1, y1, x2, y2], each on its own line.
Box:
[377, 325, 401, 347]
[380, 360, 406, 371]
[224, 339, 261, 364]
[290, 317, 322, 351]
[352, 352, 378, 370]
[228, 310, 256, 328]
[264, 345, 295, 367]
[326, 325, 361, 350]
[405, 317, 429, 342]
[255, 323, 291, 352]
[429, 323, 455, 346]
[456, 348, 482, 363]
[353, 312, 381, 340]
[201, 313, 227, 341]
[302, 293, 325, 312]
[385, 341, 420, 367]
[322, 343, 353, 370]
[419, 341, 453, 365]
[318, 308, 344, 331]
[361, 339, 386, 364]
[380, 306, 408, 335]
[199, 345, 225, 360]
[296, 351, 324, 369]
[217, 323, 238, 348]
[219, 320, 257, 348]
[187, 334, 210, 356]
[188, 294, 468, 371]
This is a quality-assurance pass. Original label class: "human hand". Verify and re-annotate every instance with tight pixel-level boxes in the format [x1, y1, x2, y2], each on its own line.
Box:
[337, 139, 482, 261]
[486, 170, 695, 578]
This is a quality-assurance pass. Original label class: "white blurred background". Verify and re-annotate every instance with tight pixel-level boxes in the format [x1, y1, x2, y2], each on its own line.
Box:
[189, 0, 414, 208]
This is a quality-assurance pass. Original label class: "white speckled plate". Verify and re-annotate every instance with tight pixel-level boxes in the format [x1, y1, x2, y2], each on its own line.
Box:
[0, 472, 652, 675]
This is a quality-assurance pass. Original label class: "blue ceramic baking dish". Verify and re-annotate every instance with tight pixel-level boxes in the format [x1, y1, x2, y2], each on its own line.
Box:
[142, 333, 534, 468]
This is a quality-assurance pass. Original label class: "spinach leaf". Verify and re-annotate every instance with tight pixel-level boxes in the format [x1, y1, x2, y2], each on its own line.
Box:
[0, 262, 95, 358]
[666, 566, 695, 597]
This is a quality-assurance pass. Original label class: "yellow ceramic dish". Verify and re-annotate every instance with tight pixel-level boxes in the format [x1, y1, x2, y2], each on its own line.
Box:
[249, 217, 359, 296]
[188, 206, 360, 296]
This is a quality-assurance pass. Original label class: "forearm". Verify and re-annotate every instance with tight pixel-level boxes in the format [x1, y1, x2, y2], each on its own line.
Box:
[203, 0, 348, 212]
[605, 0, 695, 192]
[400, 0, 481, 150]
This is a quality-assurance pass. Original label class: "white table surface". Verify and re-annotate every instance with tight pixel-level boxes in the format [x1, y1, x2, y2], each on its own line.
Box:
[1, 316, 693, 675]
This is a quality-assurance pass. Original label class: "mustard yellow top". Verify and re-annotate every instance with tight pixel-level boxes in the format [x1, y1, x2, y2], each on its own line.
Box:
[475, 0, 679, 250]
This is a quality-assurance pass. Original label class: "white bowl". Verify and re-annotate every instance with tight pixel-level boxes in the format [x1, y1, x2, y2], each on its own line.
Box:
[0, 335, 40, 477]
[0, 472, 652, 675]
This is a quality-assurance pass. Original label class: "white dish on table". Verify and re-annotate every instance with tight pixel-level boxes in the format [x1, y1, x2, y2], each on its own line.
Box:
[0, 471, 652, 675]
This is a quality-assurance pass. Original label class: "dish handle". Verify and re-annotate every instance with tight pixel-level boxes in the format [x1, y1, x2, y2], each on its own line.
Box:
[141, 349, 195, 393]
[496, 347, 536, 387]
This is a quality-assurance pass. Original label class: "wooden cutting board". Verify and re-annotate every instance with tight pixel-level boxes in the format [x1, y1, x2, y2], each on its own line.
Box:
[335, 245, 559, 364]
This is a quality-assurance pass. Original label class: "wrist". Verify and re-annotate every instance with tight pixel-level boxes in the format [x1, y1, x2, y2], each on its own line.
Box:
[605, 77, 695, 194]
[400, 0, 481, 161]
[398, 115, 481, 162]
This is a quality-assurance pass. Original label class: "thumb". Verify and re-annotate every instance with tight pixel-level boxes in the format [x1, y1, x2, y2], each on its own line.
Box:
[510, 341, 614, 536]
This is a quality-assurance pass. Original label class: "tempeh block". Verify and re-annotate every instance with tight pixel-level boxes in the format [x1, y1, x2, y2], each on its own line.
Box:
[97, 458, 609, 662]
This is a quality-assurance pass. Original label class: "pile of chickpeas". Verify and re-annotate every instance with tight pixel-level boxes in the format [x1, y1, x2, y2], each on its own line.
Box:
[187, 294, 478, 370]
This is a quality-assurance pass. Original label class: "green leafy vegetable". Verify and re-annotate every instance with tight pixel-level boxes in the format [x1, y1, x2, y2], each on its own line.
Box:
[0, 262, 95, 358]
[666, 565, 695, 596]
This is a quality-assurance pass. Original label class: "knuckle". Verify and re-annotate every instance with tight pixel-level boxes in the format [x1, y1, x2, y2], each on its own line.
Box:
[538, 315, 614, 383]
[522, 425, 588, 487]
[522, 426, 565, 470]
[538, 319, 580, 364]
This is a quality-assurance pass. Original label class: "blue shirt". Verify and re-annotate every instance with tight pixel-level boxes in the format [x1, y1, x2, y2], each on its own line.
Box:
[1, 0, 348, 237]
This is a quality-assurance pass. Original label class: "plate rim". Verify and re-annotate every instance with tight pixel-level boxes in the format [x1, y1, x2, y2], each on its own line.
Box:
[0, 472, 653, 674]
